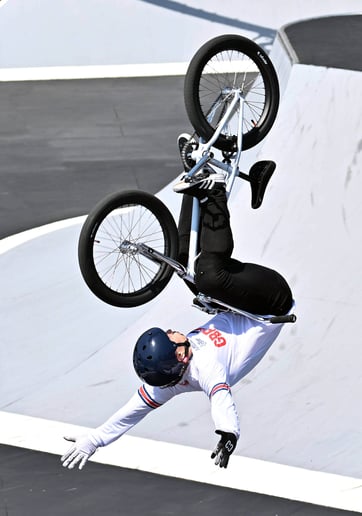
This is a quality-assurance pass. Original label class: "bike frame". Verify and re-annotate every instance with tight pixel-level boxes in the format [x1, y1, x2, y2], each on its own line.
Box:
[185, 92, 245, 281]
[135, 90, 296, 324]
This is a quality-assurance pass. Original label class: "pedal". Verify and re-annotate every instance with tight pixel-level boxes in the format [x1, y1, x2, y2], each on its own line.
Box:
[192, 297, 216, 314]
[192, 294, 228, 315]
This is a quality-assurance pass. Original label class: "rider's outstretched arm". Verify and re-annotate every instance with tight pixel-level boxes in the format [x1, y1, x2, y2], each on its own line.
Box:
[61, 385, 175, 470]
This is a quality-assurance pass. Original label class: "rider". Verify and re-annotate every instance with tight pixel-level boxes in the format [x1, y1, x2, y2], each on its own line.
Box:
[61, 142, 294, 471]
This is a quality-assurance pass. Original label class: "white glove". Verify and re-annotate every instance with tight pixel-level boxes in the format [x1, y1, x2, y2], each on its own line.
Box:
[61, 435, 98, 470]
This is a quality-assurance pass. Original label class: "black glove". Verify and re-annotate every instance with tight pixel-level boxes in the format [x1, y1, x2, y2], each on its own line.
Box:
[211, 430, 237, 468]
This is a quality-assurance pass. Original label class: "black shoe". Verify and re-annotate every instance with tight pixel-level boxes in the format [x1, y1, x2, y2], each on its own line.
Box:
[177, 133, 198, 171]
[249, 160, 276, 209]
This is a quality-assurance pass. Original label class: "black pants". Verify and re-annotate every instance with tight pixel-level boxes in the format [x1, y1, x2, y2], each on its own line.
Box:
[178, 188, 293, 316]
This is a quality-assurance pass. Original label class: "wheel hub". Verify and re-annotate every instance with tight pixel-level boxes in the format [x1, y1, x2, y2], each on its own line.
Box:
[119, 240, 138, 255]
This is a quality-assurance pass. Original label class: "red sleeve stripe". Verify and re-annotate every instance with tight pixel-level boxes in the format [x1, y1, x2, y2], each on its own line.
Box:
[209, 383, 231, 398]
[138, 385, 162, 409]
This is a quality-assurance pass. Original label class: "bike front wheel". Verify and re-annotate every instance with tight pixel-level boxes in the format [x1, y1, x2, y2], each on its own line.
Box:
[184, 34, 280, 152]
[78, 190, 179, 307]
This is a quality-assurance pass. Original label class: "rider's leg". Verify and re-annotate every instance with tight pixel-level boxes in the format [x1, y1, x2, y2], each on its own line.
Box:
[175, 174, 233, 256]
[194, 187, 293, 316]
[197, 253, 293, 316]
[173, 169, 293, 315]
[197, 185, 234, 255]
[177, 195, 199, 296]
[176, 132, 200, 266]
[178, 194, 193, 267]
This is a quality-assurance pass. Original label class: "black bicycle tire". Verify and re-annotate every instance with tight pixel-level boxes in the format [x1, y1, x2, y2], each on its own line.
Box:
[78, 190, 179, 307]
[184, 34, 280, 152]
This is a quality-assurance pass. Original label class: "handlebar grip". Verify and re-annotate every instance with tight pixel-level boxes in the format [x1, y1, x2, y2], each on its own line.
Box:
[269, 314, 297, 324]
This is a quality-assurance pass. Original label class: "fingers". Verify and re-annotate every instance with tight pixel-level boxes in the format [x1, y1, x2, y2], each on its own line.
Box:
[61, 448, 77, 468]
[69, 453, 85, 470]
[61, 435, 97, 471]
[61, 450, 87, 470]
[218, 452, 229, 468]
[211, 431, 237, 469]
[61, 446, 75, 464]
[210, 443, 222, 459]
[79, 455, 89, 470]
[212, 449, 229, 468]
[61, 437, 78, 469]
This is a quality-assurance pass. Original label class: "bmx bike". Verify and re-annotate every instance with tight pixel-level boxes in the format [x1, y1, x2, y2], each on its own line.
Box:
[78, 34, 296, 325]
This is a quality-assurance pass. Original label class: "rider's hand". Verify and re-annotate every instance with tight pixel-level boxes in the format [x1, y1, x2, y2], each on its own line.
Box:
[211, 430, 237, 468]
[61, 435, 98, 470]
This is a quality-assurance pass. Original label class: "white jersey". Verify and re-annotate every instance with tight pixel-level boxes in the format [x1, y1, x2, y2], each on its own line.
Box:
[88, 312, 285, 447]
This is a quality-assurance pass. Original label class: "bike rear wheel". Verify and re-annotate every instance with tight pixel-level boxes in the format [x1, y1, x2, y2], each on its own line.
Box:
[184, 34, 280, 152]
[78, 190, 179, 307]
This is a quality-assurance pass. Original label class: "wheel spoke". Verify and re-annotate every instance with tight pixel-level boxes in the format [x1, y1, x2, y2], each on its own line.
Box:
[91, 203, 166, 294]
[199, 49, 267, 141]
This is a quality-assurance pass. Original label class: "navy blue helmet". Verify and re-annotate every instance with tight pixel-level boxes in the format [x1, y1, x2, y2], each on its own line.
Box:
[133, 327, 189, 387]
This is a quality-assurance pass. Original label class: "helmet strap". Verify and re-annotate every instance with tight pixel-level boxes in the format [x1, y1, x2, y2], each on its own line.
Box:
[181, 340, 191, 364]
